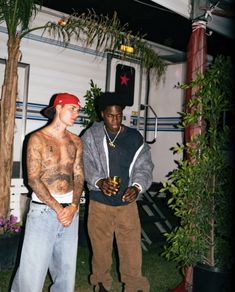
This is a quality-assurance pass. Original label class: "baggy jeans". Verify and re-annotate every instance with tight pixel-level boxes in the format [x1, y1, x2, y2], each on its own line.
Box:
[88, 200, 150, 292]
[11, 202, 79, 292]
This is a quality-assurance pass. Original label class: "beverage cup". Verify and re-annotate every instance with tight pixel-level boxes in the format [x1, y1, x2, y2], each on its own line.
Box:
[108, 176, 121, 194]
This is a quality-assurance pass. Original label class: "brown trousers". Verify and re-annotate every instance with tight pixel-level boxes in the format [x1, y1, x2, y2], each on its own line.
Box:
[88, 200, 150, 292]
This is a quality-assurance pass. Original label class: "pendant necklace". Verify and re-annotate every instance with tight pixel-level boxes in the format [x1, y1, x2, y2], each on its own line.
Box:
[104, 126, 122, 148]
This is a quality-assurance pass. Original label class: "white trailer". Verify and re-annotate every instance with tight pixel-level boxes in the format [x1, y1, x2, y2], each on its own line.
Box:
[0, 7, 186, 220]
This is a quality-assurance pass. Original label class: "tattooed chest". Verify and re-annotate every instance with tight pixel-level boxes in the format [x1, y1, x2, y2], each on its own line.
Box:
[43, 141, 76, 163]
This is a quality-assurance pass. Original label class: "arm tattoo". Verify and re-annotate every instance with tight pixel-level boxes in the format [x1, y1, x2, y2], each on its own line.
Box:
[73, 141, 84, 205]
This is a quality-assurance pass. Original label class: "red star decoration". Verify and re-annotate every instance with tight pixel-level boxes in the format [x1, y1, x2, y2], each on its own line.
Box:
[120, 74, 129, 86]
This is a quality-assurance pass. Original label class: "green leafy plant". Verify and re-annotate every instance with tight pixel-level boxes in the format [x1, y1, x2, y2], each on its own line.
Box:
[83, 79, 102, 126]
[161, 55, 234, 270]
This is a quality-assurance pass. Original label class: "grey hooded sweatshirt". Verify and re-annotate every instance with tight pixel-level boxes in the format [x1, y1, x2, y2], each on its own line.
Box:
[81, 121, 154, 205]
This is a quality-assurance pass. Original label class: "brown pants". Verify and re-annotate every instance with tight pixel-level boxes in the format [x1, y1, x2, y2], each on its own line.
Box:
[88, 200, 150, 292]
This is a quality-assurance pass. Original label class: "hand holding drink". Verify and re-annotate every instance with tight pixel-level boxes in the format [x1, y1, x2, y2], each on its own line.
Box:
[107, 176, 121, 195]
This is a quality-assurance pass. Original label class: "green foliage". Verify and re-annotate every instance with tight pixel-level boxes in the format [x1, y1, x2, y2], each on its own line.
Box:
[161, 56, 234, 270]
[0, 0, 42, 37]
[83, 80, 102, 126]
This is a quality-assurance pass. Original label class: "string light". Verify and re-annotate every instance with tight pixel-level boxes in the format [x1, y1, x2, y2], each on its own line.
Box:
[58, 19, 66, 26]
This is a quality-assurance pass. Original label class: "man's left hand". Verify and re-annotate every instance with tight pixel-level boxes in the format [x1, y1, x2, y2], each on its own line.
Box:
[122, 186, 139, 203]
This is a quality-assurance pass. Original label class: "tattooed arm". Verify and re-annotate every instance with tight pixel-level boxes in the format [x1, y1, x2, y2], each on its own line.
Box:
[72, 137, 84, 206]
[57, 136, 84, 226]
[27, 133, 64, 214]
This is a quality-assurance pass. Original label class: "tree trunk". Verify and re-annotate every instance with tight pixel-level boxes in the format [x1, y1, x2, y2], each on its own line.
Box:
[0, 36, 20, 218]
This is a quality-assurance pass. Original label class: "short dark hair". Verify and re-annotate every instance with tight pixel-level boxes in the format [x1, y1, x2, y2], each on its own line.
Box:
[97, 92, 127, 112]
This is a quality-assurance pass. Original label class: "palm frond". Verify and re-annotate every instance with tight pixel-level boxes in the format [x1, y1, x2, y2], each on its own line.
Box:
[19, 0, 42, 32]
[0, 0, 41, 36]
[0, 3, 166, 78]
[41, 10, 166, 78]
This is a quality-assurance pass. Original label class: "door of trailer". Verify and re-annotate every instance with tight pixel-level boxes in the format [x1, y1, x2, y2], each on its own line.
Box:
[105, 52, 143, 126]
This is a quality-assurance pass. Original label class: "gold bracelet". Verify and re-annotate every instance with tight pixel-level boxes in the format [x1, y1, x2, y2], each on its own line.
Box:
[70, 203, 78, 208]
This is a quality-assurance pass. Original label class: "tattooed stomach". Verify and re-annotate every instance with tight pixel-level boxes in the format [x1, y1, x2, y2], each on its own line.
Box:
[54, 180, 72, 194]
[43, 172, 73, 194]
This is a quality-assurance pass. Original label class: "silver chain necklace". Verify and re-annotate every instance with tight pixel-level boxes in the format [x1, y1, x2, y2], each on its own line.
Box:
[104, 126, 122, 148]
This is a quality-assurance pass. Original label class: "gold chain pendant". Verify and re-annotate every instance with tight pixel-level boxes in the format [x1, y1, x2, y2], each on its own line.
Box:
[104, 125, 122, 149]
[109, 142, 115, 148]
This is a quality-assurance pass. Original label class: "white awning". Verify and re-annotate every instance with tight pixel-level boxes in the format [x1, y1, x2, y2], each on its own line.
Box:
[151, 0, 235, 39]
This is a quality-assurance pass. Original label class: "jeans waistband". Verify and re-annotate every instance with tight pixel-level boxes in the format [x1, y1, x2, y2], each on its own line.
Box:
[31, 200, 70, 208]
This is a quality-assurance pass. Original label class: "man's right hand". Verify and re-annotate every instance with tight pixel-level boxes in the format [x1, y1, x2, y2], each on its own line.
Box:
[97, 178, 119, 196]
[57, 204, 78, 227]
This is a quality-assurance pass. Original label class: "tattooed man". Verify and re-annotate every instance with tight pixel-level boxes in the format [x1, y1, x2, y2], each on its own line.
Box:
[11, 93, 84, 292]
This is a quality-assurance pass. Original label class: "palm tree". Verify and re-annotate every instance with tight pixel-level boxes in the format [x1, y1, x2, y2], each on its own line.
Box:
[0, 0, 166, 218]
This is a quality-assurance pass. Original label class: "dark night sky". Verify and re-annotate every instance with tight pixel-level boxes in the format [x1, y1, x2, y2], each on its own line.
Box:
[42, 0, 234, 58]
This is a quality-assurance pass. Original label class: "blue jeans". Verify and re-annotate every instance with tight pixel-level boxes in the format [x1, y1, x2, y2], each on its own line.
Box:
[11, 202, 79, 292]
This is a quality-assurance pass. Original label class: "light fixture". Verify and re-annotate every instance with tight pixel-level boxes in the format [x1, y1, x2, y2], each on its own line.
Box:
[120, 44, 134, 54]
[58, 19, 66, 26]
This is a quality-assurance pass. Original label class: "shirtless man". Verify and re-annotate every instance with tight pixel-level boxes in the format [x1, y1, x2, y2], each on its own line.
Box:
[11, 93, 84, 292]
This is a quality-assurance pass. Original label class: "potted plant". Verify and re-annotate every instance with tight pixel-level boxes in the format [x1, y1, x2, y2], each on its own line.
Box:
[161, 55, 234, 292]
[0, 215, 22, 271]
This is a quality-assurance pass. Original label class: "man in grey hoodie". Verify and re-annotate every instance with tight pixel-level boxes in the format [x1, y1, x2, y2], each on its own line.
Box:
[81, 92, 154, 292]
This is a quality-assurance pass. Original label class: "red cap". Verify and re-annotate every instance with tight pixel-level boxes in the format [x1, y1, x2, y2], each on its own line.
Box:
[43, 93, 80, 119]
[52, 93, 80, 107]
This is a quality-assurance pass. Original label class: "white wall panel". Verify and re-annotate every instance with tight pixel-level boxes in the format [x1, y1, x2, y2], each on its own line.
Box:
[20, 38, 106, 106]
[148, 63, 186, 182]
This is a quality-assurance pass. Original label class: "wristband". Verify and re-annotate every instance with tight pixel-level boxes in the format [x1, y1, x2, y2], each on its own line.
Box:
[132, 184, 141, 193]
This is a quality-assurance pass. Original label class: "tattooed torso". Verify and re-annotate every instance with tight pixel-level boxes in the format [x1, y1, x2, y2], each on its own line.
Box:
[27, 129, 82, 195]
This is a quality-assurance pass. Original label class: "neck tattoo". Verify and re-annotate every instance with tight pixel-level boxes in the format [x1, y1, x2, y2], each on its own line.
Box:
[104, 126, 122, 148]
